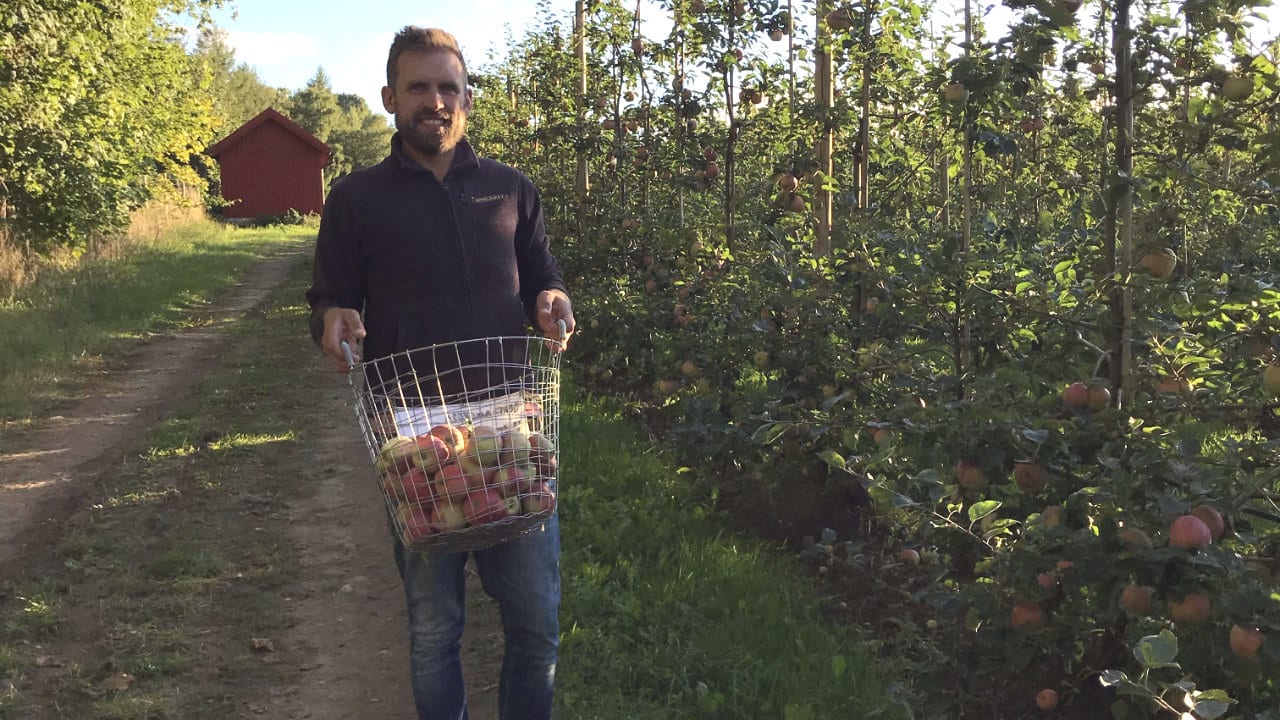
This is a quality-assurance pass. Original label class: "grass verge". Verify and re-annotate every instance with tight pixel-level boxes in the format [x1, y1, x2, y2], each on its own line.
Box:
[555, 392, 910, 719]
[0, 221, 312, 422]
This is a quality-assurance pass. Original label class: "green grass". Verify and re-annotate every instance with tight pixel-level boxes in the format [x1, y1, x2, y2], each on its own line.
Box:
[556, 394, 909, 719]
[0, 222, 312, 421]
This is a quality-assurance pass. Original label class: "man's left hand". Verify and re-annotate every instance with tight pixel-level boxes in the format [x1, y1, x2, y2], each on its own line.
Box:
[536, 289, 576, 348]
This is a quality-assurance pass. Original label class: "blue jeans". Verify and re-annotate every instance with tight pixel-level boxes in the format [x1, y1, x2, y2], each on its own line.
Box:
[393, 515, 561, 720]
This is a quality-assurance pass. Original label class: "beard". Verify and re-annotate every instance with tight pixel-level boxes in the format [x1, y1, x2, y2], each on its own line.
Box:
[397, 110, 467, 157]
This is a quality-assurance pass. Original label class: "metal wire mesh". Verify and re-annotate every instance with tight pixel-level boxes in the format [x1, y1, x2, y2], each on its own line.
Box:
[345, 334, 564, 554]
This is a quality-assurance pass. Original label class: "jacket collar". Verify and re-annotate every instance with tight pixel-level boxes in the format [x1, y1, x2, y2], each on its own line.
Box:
[389, 134, 481, 179]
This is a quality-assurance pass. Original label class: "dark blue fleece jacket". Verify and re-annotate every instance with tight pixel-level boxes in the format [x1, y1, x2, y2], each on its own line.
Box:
[306, 135, 567, 366]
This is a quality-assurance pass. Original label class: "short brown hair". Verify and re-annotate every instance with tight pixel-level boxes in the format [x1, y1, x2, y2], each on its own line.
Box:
[387, 26, 468, 88]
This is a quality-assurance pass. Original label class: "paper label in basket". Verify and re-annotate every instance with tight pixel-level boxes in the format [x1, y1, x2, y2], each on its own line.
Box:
[391, 392, 531, 436]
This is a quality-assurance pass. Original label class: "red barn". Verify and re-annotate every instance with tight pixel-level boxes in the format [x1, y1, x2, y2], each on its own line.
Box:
[208, 107, 332, 219]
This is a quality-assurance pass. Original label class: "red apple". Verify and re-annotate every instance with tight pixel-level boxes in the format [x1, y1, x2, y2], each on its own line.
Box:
[1168, 591, 1211, 624]
[435, 463, 471, 500]
[401, 467, 436, 505]
[522, 482, 557, 515]
[1120, 583, 1155, 615]
[955, 460, 988, 491]
[492, 465, 531, 498]
[899, 548, 920, 565]
[429, 501, 468, 533]
[1062, 382, 1089, 410]
[412, 433, 451, 473]
[1086, 385, 1111, 411]
[463, 490, 510, 526]
[429, 424, 467, 456]
[1229, 625, 1263, 660]
[397, 503, 436, 543]
[376, 436, 418, 475]
[1035, 689, 1059, 711]
[464, 425, 504, 468]
[1013, 462, 1047, 493]
[1190, 505, 1225, 541]
[1010, 601, 1048, 629]
[1168, 514, 1212, 550]
[499, 429, 532, 467]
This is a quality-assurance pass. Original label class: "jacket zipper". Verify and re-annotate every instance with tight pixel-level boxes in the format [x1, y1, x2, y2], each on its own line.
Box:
[440, 178, 477, 331]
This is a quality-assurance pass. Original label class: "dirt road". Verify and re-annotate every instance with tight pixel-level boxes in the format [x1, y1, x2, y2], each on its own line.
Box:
[0, 244, 501, 719]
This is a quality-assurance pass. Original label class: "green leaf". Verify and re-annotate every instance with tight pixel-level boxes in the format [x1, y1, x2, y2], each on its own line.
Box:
[832, 654, 847, 679]
[817, 449, 846, 471]
[968, 500, 1001, 523]
[1192, 691, 1233, 717]
[1134, 629, 1179, 668]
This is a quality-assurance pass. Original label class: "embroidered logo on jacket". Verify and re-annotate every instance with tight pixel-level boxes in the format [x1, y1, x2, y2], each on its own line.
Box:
[471, 194, 509, 204]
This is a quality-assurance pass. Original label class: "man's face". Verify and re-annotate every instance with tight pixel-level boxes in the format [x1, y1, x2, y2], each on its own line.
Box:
[382, 50, 472, 158]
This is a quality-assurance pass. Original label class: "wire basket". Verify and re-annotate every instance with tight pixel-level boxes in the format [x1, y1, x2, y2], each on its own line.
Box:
[342, 328, 564, 554]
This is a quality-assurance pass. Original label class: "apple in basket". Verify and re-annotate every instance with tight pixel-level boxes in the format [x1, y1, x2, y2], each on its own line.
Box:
[528, 432, 558, 479]
[462, 425, 504, 468]
[463, 489, 511, 525]
[523, 482, 557, 515]
[492, 465, 533, 498]
[430, 501, 468, 533]
[397, 503, 436, 543]
[412, 433, 452, 474]
[401, 467, 436, 505]
[376, 436, 418, 475]
[429, 424, 467, 456]
[499, 429, 533, 466]
[435, 464, 472, 501]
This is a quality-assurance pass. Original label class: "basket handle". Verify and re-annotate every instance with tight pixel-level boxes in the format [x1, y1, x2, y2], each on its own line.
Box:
[340, 340, 356, 370]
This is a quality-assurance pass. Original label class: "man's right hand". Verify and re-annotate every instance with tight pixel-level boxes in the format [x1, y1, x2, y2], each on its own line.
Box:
[321, 307, 366, 372]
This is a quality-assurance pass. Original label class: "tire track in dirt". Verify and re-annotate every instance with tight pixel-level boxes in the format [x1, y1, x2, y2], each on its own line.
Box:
[0, 245, 307, 573]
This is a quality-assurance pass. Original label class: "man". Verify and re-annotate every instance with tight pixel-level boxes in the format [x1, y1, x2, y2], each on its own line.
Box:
[305, 26, 574, 720]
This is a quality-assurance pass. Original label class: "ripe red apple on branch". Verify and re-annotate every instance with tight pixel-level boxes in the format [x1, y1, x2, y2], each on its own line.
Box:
[1229, 625, 1264, 660]
[955, 460, 988, 491]
[1013, 462, 1047, 493]
[1168, 514, 1212, 550]
[1061, 382, 1089, 410]
[1120, 583, 1155, 614]
[1168, 591, 1211, 624]
[1010, 601, 1048, 629]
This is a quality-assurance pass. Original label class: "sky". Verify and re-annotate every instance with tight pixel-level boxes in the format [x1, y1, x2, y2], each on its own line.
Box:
[204, 1, 569, 118]
[204, 0, 1276, 120]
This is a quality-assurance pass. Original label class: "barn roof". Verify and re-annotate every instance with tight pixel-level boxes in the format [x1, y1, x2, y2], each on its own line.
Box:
[207, 107, 332, 159]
